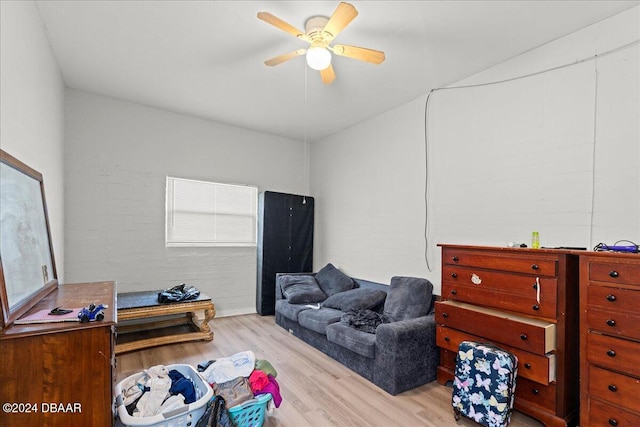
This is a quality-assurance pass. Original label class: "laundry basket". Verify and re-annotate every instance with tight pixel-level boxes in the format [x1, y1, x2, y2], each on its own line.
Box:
[227, 393, 272, 427]
[116, 364, 213, 427]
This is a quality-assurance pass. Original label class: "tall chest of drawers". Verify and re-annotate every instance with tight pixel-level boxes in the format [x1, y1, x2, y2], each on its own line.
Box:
[435, 244, 579, 427]
[579, 252, 640, 426]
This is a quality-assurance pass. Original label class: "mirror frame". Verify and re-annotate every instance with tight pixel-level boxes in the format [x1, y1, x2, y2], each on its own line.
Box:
[0, 149, 58, 329]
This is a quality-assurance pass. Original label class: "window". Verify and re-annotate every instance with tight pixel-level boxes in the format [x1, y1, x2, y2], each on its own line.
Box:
[166, 176, 258, 247]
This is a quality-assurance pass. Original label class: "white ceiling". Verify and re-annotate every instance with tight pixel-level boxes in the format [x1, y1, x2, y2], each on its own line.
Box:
[35, 1, 638, 142]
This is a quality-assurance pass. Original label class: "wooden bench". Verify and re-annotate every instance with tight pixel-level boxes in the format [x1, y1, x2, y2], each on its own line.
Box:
[115, 290, 215, 354]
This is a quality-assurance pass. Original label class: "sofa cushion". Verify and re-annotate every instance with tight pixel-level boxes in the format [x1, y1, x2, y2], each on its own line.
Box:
[315, 263, 355, 296]
[275, 299, 312, 322]
[383, 276, 433, 322]
[280, 275, 327, 304]
[322, 288, 387, 312]
[327, 323, 377, 359]
[297, 308, 344, 335]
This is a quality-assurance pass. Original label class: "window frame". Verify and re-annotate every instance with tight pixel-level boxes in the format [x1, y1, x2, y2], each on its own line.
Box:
[165, 176, 258, 248]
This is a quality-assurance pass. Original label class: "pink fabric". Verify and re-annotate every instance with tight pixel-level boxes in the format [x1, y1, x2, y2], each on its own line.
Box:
[249, 369, 269, 393]
[256, 374, 282, 408]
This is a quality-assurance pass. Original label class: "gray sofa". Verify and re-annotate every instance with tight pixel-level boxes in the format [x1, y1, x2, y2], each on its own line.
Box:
[274, 263, 439, 395]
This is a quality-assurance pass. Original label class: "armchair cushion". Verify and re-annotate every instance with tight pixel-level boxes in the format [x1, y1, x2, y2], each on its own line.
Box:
[322, 288, 387, 312]
[315, 263, 355, 296]
[383, 276, 433, 322]
[280, 275, 326, 304]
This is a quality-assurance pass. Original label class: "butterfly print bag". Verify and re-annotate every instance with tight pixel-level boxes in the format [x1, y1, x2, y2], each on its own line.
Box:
[452, 341, 518, 427]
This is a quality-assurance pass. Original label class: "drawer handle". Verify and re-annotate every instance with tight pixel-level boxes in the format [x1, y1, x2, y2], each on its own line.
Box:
[607, 350, 617, 357]
[520, 334, 528, 341]
[442, 312, 449, 318]
[531, 264, 539, 270]
[444, 336, 450, 342]
[451, 272, 457, 278]
[524, 363, 531, 369]
[606, 319, 616, 327]
[609, 419, 618, 427]
[532, 304, 540, 311]
[532, 388, 539, 395]
[452, 256, 459, 262]
[451, 289, 457, 295]
[608, 384, 618, 392]
[609, 270, 619, 278]
[606, 294, 617, 302]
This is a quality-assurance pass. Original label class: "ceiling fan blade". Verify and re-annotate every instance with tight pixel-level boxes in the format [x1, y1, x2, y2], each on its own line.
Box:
[257, 12, 309, 42]
[322, 2, 358, 43]
[331, 44, 385, 64]
[264, 49, 306, 67]
[320, 64, 336, 85]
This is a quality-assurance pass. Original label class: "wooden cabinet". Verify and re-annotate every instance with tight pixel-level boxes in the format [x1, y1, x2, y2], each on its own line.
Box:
[0, 282, 116, 427]
[579, 252, 640, 426]
[435, 244, 579, 427]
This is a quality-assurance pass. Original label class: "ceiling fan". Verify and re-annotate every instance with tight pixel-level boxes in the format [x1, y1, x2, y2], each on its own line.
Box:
[257, 2, 385, 84]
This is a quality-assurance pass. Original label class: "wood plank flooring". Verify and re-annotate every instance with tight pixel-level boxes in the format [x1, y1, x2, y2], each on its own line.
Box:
[115, 314, 543, 427]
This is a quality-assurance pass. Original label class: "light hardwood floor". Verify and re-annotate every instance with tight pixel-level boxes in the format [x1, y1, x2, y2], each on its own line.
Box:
[116, 314, 543, 427]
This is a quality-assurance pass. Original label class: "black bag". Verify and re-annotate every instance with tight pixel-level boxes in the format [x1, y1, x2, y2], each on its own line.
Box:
[195, 395, 231, 427]
[158, 284, 200, 303]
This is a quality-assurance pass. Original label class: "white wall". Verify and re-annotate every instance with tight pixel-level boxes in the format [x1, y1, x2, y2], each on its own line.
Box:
[64, 90, 308, 316]
[311, 7, 639, 294]
[0, 1, 66, 280]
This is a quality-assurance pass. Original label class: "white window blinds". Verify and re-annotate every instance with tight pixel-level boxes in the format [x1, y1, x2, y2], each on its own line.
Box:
[166, 176, 258, 247]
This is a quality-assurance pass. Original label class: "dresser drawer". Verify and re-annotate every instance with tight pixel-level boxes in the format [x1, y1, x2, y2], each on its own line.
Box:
[587, 307, 640, 340]
[588, 398, 640, 427]
[436, 301, 556, 354]
[442, 266, 558, 319]
[515, 376, 556, 412]
[587, 284, 640, 312]
[436, 325, 556, 384]
[587, 333, 640, 377]
[589, 365, 640, 413]
[589, 262, 640, 285]
[443, 248, 558, 277]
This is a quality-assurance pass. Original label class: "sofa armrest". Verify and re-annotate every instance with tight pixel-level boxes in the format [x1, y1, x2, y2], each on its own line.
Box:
[275, 272, 316, 300]
[373, 314, 439, 394]
[375, 314, 437, 351]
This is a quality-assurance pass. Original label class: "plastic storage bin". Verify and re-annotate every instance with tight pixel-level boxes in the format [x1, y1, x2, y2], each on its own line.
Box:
[116, 364, 213, 427]
[227, 393, 272, 427]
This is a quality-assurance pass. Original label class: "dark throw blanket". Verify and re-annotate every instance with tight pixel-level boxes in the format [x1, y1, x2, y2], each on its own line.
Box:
[340, 309, 390, 334]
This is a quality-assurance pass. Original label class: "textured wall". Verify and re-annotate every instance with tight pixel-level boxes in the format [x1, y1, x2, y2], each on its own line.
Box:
[64, 90, 308, 316]
[311, 7, 639, 293]
[0, 1, 66, 280]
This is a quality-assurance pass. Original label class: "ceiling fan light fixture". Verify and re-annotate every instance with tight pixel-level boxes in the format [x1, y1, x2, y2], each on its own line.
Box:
[306, 46, 331, 71]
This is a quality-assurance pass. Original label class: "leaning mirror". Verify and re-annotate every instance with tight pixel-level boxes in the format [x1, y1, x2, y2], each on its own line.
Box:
[0, 149, 58, 328]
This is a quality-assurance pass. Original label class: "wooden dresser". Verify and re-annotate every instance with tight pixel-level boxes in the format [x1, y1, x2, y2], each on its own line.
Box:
[0, 282, 116, 427]
[579, 252, 640, 426]
[435, 244, 579, 427]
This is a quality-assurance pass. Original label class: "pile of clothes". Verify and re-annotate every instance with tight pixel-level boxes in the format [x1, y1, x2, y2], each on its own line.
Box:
[200, 350, 282, 410]
[195, 351, 282, 427]
[121, 365, 197, 417]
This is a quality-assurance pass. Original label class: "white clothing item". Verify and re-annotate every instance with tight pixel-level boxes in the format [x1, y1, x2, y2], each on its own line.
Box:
[160, 394, 186, 414]
[203, 350, 256, 384]
[133, 365, 172, 417]
[122, 376, 145, 406]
